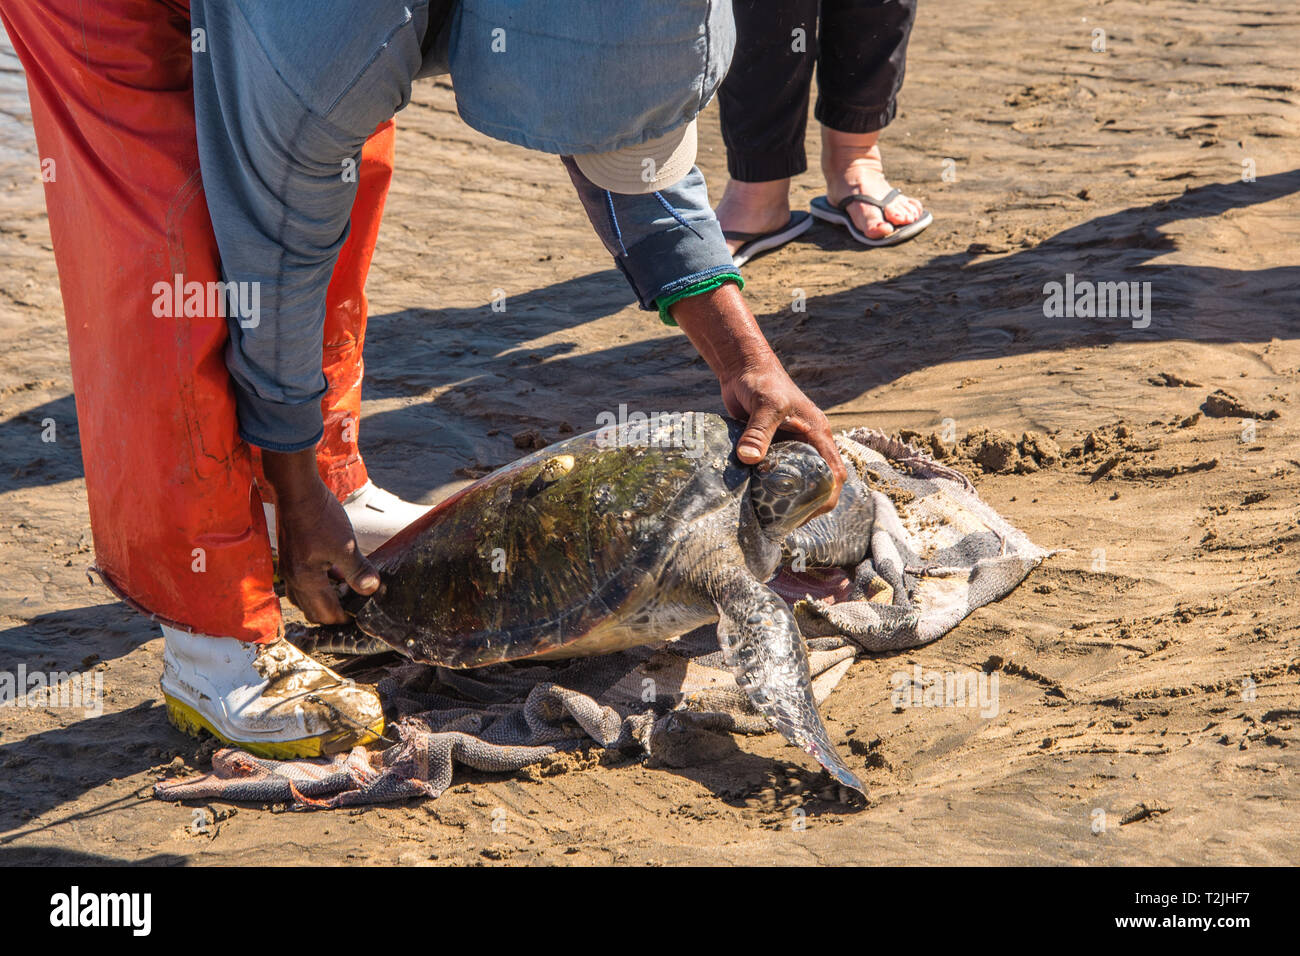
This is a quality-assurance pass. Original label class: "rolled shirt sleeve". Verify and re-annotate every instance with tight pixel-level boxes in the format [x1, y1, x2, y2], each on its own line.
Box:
[560, 158, 739, 317]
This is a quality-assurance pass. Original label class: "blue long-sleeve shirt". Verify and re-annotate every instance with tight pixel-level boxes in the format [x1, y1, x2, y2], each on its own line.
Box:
[190, 0, 736, 453]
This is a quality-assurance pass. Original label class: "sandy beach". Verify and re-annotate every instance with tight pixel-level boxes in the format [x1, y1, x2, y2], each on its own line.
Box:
[1, 0, 1298, 865]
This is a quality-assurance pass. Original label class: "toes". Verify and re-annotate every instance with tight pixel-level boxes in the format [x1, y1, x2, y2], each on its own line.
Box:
[852, 204, 894, 239]
[885, 196, 924, 225]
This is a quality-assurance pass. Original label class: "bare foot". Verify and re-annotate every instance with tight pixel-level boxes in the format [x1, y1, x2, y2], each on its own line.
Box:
[714, 178, 794, 256]
[820, 127, 925, 240]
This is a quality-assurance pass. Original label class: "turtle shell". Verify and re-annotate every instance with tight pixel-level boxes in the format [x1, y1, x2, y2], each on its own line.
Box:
[355, 412, 748, 667]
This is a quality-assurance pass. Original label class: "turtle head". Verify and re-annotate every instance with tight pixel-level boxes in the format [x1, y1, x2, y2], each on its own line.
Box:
[748, 441, 834, 538]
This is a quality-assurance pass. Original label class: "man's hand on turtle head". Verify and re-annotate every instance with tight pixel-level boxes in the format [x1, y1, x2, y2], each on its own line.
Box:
[716, 356, 845, 516]
[669, 283, 846, 516]
[261, 448, 381, 624]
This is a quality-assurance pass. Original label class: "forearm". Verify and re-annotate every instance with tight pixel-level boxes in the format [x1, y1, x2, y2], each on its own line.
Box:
[670, 281, 845, 503]
[670, 282, 778, 379]
[260, 447, 325, 502]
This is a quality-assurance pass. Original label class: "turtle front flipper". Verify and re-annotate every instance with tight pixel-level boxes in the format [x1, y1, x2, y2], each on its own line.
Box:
[285, 622, 392, 657]
[706, 569, 866, 797]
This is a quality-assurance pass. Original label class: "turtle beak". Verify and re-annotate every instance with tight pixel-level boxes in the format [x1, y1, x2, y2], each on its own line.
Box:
[797, 468, 835, 524]
[788, 452, 835, 525]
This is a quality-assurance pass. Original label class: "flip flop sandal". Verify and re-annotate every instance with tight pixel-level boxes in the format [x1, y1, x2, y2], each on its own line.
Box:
[724, 210, 813, 267]
[809, 190, 933, 247]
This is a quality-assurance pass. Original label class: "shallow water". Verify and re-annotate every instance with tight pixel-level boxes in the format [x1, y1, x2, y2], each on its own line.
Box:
[0, 27, 35, 168]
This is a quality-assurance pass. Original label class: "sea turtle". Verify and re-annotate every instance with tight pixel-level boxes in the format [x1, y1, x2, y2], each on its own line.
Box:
[293, 411, 880, 794]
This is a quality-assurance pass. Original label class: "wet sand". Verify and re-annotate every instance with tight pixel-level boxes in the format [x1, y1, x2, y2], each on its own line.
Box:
[1, 0, 1298, 864]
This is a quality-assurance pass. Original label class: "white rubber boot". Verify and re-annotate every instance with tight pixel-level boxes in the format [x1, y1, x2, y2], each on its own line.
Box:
[159, 625, 384, 759]
[262, 481, 430, 554]
[340, 480, 432, 552]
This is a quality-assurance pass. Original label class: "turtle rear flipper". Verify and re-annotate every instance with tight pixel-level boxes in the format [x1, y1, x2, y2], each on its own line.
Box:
[285, 622, 391, 657]
[707, 569, 866, 797]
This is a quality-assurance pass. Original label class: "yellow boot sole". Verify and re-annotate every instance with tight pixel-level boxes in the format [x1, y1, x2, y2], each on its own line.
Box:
[164, 695, 384, 760]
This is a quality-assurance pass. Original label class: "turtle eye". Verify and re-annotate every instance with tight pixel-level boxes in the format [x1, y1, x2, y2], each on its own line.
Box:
[767, 475, 799, 495]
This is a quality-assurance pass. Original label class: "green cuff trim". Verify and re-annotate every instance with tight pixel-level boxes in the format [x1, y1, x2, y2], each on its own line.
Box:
[655, 272, 745, 326]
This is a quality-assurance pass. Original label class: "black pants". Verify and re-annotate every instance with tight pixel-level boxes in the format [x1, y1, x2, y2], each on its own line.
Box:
[718, 0, 917, 182]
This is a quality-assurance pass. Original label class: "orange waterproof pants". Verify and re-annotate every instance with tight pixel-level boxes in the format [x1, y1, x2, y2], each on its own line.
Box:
[1, 0, 391, 642]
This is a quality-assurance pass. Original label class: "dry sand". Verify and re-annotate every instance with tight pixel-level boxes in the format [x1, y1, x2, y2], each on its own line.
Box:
[1, 0, 1297, 865]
